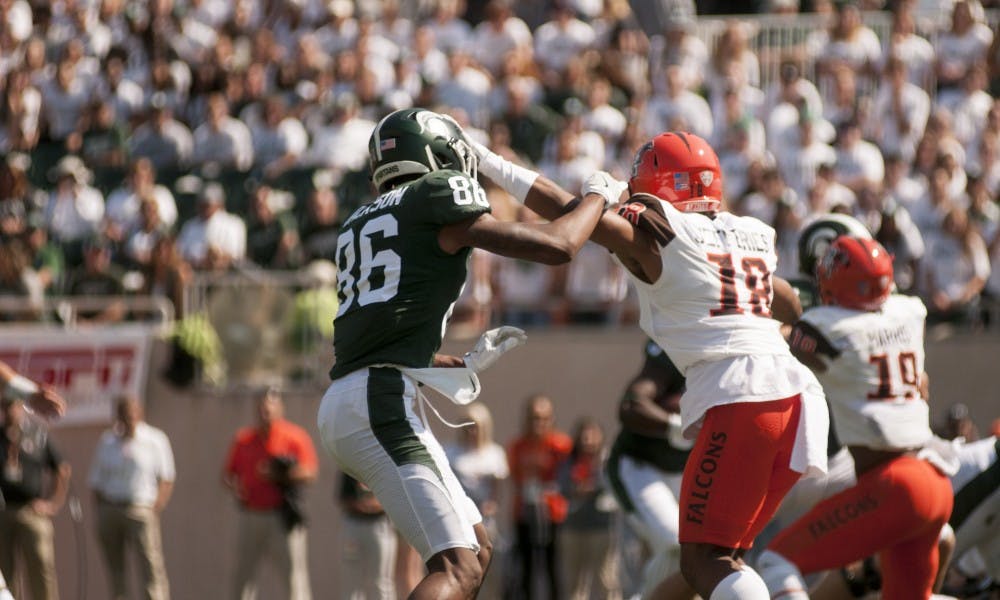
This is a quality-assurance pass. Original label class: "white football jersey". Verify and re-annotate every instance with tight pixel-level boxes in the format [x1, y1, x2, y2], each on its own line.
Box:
[616, 195, 793, 374]
[796, 294, 932, 450]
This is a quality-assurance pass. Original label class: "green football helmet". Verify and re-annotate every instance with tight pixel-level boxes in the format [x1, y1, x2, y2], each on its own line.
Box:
[368, 108, 477, 193]
[797, 213, 872, 278]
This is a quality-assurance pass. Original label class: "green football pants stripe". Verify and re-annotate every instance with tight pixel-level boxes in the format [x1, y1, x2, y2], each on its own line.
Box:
[605, 440, 636, 514]
[367, 367, 443, 481]
[950, 438, 1000, 529]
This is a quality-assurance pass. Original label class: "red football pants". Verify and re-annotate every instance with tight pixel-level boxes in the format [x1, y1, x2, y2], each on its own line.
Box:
[768, 455, 953, 600]
[678, 395, 803, 549]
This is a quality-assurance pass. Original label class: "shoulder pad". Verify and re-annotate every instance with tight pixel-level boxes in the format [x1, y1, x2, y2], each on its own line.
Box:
[617, 194, 675, 246]
[413, 170, 491, 226]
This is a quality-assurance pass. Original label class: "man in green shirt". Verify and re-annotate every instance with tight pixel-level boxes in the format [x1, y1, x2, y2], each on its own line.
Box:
[318, 108, 613, 600]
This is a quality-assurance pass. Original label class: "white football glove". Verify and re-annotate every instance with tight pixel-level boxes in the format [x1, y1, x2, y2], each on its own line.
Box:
[582, 171, 628, 210]
[463, 326, 528, 373]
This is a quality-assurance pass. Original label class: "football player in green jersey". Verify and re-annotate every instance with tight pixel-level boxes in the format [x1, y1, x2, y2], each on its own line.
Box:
[318, 108, 616, 600]
[605, 340, 693, 598]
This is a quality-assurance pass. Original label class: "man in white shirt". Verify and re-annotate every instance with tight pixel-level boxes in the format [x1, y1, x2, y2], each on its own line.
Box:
[129, 100, 195, 171]
[191, 93, 254, 172]
[866, 58, 929, 164]
[834, 120, 884, 193]
[643, 65, 713, 141]
[302, 93, 375, 173]
[533, 2, 596, 75]
[104, 158, 178, 242]
[470, 0, 533, 76]
[89, 395, 174, 600]
[176, 183, 247, 270]
[44, 155, 105, 248]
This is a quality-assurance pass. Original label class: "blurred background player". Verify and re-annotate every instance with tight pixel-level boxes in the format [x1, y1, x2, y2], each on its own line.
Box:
[317, 108, 609, 600]
[605, 340, 691, 599]
[337, 473, 397, 600]
[758, 236, 955, 600]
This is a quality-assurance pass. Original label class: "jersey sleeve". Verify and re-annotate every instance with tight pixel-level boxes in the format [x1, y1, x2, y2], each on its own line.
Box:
[417, 171, 492, 226]
[615, 194, 676, 247]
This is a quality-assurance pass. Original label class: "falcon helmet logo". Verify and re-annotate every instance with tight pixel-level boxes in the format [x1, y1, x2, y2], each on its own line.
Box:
[699, 170, 714, 187]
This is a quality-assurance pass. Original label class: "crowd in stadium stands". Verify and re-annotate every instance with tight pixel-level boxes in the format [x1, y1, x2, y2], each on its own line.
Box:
[1, 0, 1000, 332]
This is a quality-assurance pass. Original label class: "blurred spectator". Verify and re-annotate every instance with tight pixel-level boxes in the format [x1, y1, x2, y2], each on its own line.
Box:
[776, 108, 836, 201]
[821, 65, 860, 131]
[834, 118, 884, 192]
[104, 158, 178, 244]
[66, 236, 126, 324]
[338, 473, 396, 600]
[649, 7, 706, 92]
[40, 53, 93, 144]
[471, 0, 532, 77]
[299, 180, 341, 264]
[597, 22, 649, 101]
[435, 48, 493, 128]
[940, 62, 992, 150]
[124, 198, 170, 270]
[874, 201, 925, 295]
[493, 208, 562, 327]
[813, 1, 880, 92]
[884, 153, 926, 209]
[128, 99, 195, 171]
[245, 184, 301, 269]
[881, 6, 934, 90]
[507, 394, 572, 600]
[0, 237, 42, 321]
[0, 67, 42, 152]
[761, 61, 823, 129]
[706, 21, 759, 102]
[43, 155, 105, 266]
[534, 2, 596, 76]
[0, 392, 71, 600]
[580, 77, 626, 144]
[176, 183, 246, 271]
[643, 64, 713, 141]
[501, 79, 560, 164]
[922, 205, 990, 324]
[94, 47, 144, 123]
[142, 236, 191, 322]
[250, 95, 308, 180]
[935, 0, 993, 92]
[302, 92, 375, 173]
[909, 165, 957, 238]
[222, 388, 317, 600]
[866, 57, 929, 164]
[561, 241, 627, 324]
[88, 395, 175, 600]
[77, 101, 129, 170]
[558, 418, 619, 600]
[538, 125, 600, 193]
[444, 402, 509, 598]
[25, 214, 64, 297]
[426, 0, 472, 54]
[191, 93, 254, 172]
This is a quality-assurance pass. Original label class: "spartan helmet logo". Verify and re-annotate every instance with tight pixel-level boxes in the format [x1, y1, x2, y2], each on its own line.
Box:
[699, 170, 714, 187]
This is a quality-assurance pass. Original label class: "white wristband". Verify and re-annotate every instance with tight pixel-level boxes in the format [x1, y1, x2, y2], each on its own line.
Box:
[5, 374, 39, 400]
[476, 146, 539, 204]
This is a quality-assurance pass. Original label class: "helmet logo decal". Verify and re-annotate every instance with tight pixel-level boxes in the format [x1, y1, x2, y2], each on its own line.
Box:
[380, 138, 396, 151]
[699, 170, 714, 187]
[673, 172, 689, 191]
[631, 142, 653, 179]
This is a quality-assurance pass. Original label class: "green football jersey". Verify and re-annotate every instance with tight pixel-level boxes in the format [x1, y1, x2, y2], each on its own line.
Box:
[329, 170, 491, 380]
[787, 276, 820, 311]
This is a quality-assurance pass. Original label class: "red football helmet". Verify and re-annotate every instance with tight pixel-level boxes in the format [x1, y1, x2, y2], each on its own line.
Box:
[628, 132, 723, 213]
[816, 236, 894, 311]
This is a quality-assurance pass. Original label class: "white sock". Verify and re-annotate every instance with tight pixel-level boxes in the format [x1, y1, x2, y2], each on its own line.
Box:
[709, 568, 770, 600]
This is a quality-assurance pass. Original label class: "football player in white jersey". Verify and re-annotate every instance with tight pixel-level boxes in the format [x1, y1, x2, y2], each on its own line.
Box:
[476, 131, 830, 599]
[757, 236, 955, 600]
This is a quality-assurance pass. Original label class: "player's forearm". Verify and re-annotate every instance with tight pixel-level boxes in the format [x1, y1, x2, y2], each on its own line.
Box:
[771, 276, 803, 325]
[433, 354, 465, 368]
[619, 379, 673, 437]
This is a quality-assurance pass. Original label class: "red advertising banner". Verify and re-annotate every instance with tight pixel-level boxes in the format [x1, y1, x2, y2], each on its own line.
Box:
[0, 326, 154, 426]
